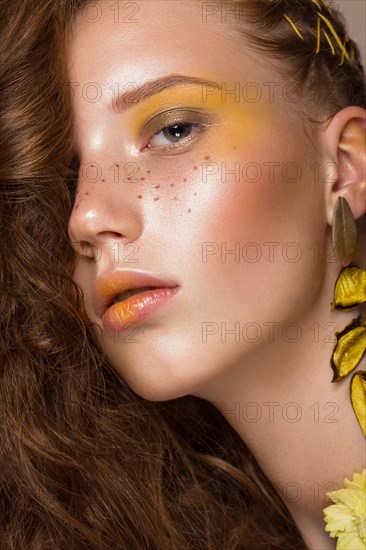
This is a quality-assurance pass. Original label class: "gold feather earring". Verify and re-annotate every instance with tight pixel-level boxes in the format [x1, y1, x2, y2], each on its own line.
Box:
[330, 196, 366, 436]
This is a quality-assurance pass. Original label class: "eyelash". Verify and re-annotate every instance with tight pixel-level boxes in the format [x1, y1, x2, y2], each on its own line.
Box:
[140, 108, 214, 155]
[142, 121, 207, 154]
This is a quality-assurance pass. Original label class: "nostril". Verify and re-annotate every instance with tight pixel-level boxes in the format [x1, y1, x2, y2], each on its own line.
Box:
[109, 232, 125, 238]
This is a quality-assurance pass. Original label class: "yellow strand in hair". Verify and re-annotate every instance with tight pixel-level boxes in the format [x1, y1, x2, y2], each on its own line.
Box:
[322, 29, 335, 55]
[316, 12, 350, 63]
[340, 34, 349, 66]
[281, 1, 353, 66]
[284, 14, 304, 41]
[316, 14, 321, 53]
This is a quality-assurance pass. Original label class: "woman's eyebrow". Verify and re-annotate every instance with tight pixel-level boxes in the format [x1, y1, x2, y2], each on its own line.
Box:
[108, 74, 219, 114]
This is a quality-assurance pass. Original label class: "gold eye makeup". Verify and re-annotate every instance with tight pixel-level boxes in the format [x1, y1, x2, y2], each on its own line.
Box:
[140, 108, 216, 155]
[124, 81, 264, 156]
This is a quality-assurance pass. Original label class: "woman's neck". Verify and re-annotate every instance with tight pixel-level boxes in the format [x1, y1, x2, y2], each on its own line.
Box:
[193, 223, 366, 549]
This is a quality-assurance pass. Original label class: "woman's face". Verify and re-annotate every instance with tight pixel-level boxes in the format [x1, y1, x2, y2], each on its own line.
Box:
[67, 0, 326, 401]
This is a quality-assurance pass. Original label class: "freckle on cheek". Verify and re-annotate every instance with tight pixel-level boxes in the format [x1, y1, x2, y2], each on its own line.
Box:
[174, 197, 178, 200]
[141, 177, 145, 181]
[194, 192, 197, 196]
[147, 170, 151, 174]
[101, 179, 105, 182]
[183, 178, 187, 182]
[193, 166, 198, 170]
[188, 208, 191, 213]
[114, 163, 119, 167]
[170, 183, 174, 187]
[153, 197, 159, 201]
[85, 192, 89, 196]
[137, 194, 142, 199]
[155, 184, 160, 189]
[204, 155, 210, 160]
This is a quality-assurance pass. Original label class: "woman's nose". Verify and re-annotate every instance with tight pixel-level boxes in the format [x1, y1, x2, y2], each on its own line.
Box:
[68, 162, 143, 256]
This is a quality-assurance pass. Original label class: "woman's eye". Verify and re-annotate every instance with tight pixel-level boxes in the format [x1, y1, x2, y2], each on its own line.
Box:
[140, 108, 215, 154]
[148, 122, 197, 148]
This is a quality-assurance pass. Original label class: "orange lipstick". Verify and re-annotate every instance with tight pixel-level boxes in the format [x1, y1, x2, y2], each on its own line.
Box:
[94, 270, 180, 333]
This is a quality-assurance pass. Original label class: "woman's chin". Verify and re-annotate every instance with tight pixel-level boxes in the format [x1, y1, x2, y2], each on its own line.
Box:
[123, 376, 194, 402]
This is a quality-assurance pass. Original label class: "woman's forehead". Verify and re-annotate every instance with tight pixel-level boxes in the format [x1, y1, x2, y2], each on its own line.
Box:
[67, 0, 281, 101]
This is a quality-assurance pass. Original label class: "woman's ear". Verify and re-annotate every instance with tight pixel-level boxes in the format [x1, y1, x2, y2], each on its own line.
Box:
[322, 106, 366, 227]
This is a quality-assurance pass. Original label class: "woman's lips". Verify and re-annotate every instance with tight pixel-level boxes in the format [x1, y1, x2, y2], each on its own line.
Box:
[94, 270, 180, 333]
[102, 286, 180, 333]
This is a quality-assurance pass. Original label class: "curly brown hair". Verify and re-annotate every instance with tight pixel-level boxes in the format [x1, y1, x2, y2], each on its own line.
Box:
[1, 0, 364, 548]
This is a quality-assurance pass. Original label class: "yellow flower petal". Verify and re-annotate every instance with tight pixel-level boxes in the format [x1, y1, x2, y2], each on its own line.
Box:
[337, 531, 366, 549]
[324, 503, 355, 532]
[346, 472, 366, 491]
[329, 487, 366, 510]
[323, 469, 366, 546]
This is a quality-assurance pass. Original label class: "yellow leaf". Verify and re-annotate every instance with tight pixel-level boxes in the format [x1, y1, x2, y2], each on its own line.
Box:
[331, 315, 366, 381]
[351, 371, 366, 437]
[331, 266, 366, 311]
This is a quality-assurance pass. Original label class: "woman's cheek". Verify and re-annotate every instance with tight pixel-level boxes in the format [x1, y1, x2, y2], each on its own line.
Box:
[198, 136, 325, 312]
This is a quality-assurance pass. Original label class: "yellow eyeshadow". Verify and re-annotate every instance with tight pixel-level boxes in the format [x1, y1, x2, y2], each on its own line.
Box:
[124, 83, 259, 136]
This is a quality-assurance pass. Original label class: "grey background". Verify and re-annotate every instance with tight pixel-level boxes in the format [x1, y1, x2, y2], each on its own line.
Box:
[333, 0, 365, 67]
